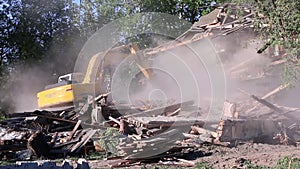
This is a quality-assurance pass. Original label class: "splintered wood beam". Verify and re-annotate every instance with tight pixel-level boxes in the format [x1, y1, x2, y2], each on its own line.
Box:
[250, 95, 284, 114]
[191, 126, 218, 138]
[35, 114, 77, 124]
[218, 119, 289, 144]
[124, 101, 194, 118]
[166, 108, 181, 117]
[119, 119, 126, 134]
[35, 114, 105, 129]
[176, 158, 196, 167]
[70, 129, 96, 153]
[261, 84, 289, 100]
[146, 120, 204, 129]
[182, 133, 214, 143]
[67, 120, 82, 141]
[109, 116, 121, 125]
[220, 12, 254, 28]
[239, 84, 288, 114]
[269, 59, 287, 66]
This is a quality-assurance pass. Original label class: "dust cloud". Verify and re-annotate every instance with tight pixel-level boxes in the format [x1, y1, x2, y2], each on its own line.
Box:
[119, 30, 269, 111]
[4, 36, 83, 113]
[6, 28, 294, 113]
[10, 66, 55, 112]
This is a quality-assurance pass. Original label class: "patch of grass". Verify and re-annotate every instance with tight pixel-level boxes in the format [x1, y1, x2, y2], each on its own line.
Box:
[86, 151, 106, 160]
[141, 165, 186, 169]
[276, 156, 300, 169]
[194, 161, 213, 169]
[53, 158, 65, 164]
[240, 156, 300, 169]
[0, 161, 15, 166]
[52, 157, 79, 164]
[245, 164, 268, 169]
[0, 112, 6, 121]
[242, 160, 267, 169]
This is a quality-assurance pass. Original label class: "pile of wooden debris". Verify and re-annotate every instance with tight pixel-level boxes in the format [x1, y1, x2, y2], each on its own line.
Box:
[0, 93, 299, 167]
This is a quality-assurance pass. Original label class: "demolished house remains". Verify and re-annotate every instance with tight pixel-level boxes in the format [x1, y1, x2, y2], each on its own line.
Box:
[0, 4, 299, 168]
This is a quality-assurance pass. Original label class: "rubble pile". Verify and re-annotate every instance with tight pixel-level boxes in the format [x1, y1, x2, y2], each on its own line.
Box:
[0, 95, 299, 167]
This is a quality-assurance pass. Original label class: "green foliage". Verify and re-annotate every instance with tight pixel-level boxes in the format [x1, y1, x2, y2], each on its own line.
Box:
[75, 0, 220, 38]
[276, 157, 300, 169]
[0, 65, 14, 113]
[226, 0, 300, 83]
[141, 165, 187, 169]
[0, 160, 14, 166]
[7, 0, 72, 63]
[244, 162, 268, 169]
[137, 0, 221, 23]
[282, 61, 299, 85]
[236, 157, 300, 169]
[73, 0, 133, 37]
[0, 113, 5, 121]
[95, 128, 120, 157]
[0, 0, 82, 70]
[86, 151, 106, 160]
[194, 161, 214, 169]
[0, 0, 82, 113]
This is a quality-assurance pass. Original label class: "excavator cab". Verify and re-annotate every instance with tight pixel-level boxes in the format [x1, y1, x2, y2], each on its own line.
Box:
[36, 44, 149, 110]
[37, 73, 85, 109]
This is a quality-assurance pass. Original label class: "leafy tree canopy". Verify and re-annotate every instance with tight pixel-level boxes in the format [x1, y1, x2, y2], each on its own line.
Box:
[225, 0, 300, 83]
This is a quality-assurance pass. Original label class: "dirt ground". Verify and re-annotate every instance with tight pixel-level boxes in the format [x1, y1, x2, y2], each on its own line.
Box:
[86, 142, 299, 169]
[196, 143, 300, 168]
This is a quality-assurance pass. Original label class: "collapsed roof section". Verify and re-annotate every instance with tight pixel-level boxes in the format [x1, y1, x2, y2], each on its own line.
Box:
[190, 3, 254, 40]
[144, 4, 256, 56]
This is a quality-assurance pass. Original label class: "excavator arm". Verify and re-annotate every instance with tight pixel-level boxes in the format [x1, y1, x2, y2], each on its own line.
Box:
[37, 44, 151, 109]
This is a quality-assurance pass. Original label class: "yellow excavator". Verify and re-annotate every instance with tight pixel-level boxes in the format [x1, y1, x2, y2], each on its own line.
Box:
[37, 44, 148, 109]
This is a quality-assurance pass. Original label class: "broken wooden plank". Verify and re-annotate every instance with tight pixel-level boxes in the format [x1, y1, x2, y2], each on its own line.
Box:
[67, 120, 82, 141]
[222, 101, 238, 119]
[70, 129, 96, 153]
[269, 59, 286, 66]
[261, 84, 289, 100]
[34, 114, 77, 124]
[124, 101, 194, 118]
[240, 84, 288, 114]
[250, 95, 284, 114]
[166, 108, 181, 117]
[119, 119, 132, 134]
[191, 126, 218, 138]
[182, 133, 214, 144]
[175, 158, 196, 167]
[216, 119, 282, 144]
[109, 116, 121, 125]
